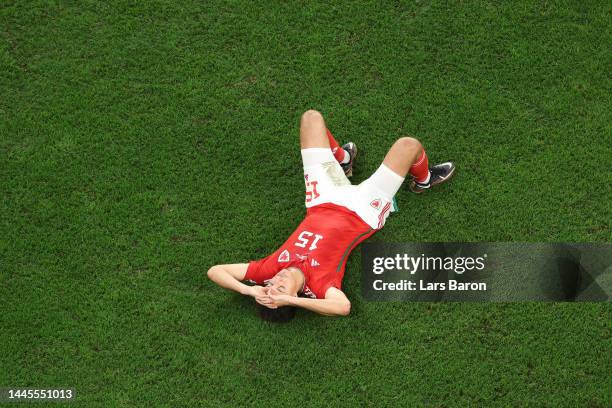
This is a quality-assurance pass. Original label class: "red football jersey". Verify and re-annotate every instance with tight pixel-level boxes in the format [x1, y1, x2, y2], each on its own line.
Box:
[245, 203, 376, 299]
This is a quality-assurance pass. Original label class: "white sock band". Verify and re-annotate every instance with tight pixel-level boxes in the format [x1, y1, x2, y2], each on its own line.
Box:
[340, 149, 350, 164]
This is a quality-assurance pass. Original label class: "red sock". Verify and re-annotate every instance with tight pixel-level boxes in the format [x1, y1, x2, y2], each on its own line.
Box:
[410, 149, 430, 183]
[326, 129, 345, 163]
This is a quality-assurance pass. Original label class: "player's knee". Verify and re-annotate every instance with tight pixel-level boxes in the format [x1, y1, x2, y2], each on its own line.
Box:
[206, 265, 219, 280]
[395, 137, 422, 155]
[340, 301, 351, 316]
[301, 109, 323, 125]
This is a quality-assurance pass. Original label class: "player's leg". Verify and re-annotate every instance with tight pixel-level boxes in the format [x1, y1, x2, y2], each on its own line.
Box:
[371, 135, 455, 199]
[300, 110, 356, 176]
[299, 110, 351, 208]
[380, 136, 455, 193]
[354, 136, 454, 229]
[300, 110, 330, 149]
[381, 137, 424, 178]
[357, 137, 423, 216]
[325, 128, 353, 168]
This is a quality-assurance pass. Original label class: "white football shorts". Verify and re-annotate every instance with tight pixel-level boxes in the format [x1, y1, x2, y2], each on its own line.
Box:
[301, 148, 404, 229]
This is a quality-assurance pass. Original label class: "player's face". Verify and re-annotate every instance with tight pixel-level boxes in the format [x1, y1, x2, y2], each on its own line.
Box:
[266, 269, 297, 296]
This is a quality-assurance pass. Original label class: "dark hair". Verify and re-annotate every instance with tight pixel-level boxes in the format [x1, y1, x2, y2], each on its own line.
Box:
[257, 304, 297, 323]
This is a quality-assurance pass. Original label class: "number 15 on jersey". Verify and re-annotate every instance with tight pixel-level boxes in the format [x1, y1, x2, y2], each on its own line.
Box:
[295, 231, 323, 250]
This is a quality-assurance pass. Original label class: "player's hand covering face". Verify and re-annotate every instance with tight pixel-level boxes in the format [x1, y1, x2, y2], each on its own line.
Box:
[249, 286, 275, 308]
[254, 269, 301, 309]
[267, 293, 293, 308]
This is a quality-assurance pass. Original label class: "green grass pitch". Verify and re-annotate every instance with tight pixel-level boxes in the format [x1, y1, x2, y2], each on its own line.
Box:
[1, 1, 610, 406]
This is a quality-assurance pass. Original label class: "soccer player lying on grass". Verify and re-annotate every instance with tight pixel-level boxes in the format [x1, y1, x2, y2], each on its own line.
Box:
[207, 110, 455, 321]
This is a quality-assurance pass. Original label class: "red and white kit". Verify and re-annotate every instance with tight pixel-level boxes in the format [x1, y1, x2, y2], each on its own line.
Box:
[245, 148, 404, 298]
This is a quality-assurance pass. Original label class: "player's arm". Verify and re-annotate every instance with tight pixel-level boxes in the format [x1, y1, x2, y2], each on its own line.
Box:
[207, 264, 261, 297]
[272, 287, 351, 317]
